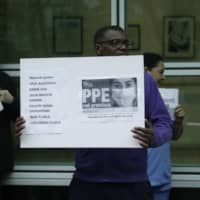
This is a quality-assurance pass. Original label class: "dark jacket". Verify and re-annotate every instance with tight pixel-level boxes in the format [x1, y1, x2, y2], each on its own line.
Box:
[0, 71, 19, 179]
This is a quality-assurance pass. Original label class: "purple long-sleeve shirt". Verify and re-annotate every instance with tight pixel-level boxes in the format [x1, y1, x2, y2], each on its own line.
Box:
[74, 72, 172, 183]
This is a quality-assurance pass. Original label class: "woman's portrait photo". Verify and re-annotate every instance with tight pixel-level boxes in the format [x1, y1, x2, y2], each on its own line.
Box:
[110, 78, 137, 107]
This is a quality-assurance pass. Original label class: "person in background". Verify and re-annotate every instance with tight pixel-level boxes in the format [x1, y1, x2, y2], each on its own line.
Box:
[15, 26, 172, 200]
[0, 71, 19, 197]
[144, 52, 185, 200]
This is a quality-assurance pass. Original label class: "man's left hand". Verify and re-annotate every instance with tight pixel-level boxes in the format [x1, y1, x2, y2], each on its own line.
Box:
[131, 119, 153, 148]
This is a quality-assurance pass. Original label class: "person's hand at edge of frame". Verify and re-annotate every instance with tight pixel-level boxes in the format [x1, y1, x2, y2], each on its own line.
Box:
[0, 89, 14, 104]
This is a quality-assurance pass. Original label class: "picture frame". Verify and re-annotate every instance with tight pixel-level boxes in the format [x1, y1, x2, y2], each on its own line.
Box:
[53, 16, 83, 55]
[163, 16, 195, 58]
[127, 24, 140, 51]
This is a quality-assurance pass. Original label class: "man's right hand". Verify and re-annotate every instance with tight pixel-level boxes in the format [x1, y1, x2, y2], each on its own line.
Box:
[15, 116, 26, 136]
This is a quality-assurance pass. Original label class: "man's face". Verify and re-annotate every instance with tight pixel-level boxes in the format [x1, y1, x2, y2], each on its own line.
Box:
[96, 29, 129, 56]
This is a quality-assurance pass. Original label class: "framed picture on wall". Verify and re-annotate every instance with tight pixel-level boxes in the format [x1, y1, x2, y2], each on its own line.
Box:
[53, 16, 83, 55]
[163, 16, 195, 58]
[127, 24, 140, 51]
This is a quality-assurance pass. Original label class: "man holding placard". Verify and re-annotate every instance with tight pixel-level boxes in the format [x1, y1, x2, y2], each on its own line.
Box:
[16, 26, 172, 200]
[68, 26, 172, 200]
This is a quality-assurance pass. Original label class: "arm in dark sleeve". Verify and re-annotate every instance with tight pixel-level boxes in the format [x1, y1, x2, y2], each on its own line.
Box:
[144, 73, 172, 147]
[4, 97, 19, 120]
[172, 120, 184, 140]
[0, 72, 19, 120]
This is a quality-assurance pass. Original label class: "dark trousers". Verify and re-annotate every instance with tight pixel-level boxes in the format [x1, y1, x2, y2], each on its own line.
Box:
[69, 178, 152, 200]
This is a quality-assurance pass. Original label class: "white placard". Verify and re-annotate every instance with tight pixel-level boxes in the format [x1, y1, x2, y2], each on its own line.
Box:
[20, 56, 144, 148]
[159, 88, 179, 120]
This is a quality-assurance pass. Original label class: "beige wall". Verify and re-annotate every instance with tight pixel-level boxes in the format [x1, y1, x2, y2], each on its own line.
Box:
[127, 0, 200, 61]
[0, 0, 110, 63]
[1, 0, 200, 62]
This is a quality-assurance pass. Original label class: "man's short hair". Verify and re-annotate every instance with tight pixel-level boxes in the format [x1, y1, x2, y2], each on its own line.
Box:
[94, 25, 124, 45]
[143, 52, 163, 70]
